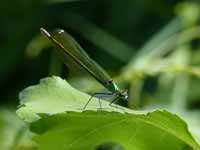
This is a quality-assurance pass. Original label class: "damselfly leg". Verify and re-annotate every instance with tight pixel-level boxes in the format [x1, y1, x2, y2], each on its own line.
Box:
[82, 92, 114, 110]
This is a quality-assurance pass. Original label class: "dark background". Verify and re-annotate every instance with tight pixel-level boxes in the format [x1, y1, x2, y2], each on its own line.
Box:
[1, 0, 200, 111]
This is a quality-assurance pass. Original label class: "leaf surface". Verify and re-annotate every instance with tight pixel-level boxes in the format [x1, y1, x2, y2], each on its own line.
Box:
[16, 76, 200, 150]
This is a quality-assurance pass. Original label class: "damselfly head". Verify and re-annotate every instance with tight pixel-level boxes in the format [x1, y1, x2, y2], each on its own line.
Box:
[119, 90, 128, 101]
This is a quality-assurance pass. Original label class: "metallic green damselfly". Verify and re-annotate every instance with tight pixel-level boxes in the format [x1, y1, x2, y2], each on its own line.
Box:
[40, 28, 128, 109]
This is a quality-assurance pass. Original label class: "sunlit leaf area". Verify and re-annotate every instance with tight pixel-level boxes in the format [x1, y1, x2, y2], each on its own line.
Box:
[1, 1, 200, 150]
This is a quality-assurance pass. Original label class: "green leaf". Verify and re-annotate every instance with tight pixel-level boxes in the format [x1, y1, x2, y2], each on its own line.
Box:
[16, 76, 200, 150]
[30, 110, 199, 150]
[16, 76, 133, 122]
[0, 109, 35, 149]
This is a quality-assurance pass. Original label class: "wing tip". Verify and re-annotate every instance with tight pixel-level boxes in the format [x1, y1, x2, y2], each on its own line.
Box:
[40, 27, 51, 38]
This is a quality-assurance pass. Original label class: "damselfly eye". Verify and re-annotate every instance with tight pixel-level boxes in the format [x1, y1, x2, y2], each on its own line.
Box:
[120, 90, 128, 100]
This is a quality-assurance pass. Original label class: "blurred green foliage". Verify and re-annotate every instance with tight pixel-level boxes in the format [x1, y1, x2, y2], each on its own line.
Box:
[1, 0, 200, 149]
[0, 0, 181, 104]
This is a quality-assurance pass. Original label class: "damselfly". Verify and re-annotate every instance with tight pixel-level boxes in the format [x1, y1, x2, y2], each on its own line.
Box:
[40, 28, 128, 109]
